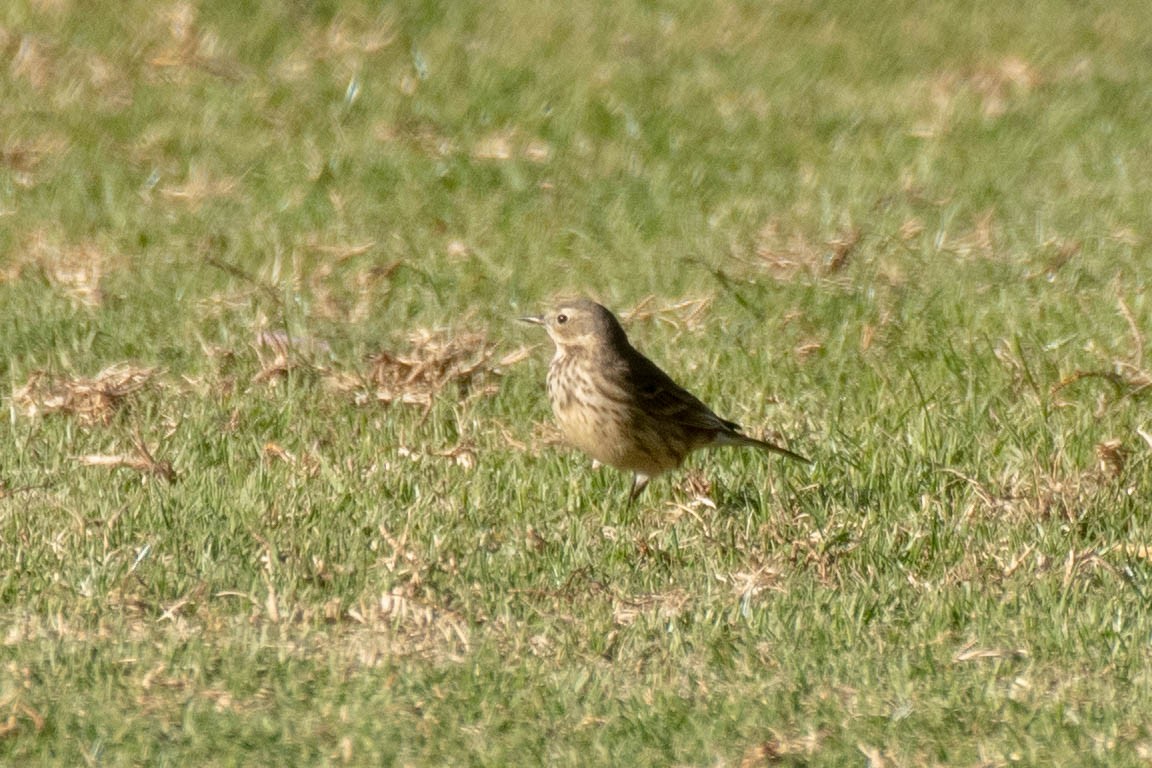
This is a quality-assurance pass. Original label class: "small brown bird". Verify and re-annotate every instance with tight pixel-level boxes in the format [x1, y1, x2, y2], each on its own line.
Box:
[521, 298, 809, 503]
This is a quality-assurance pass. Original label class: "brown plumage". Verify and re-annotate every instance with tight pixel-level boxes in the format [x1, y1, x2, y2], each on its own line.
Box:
[521, 298, 808, 503]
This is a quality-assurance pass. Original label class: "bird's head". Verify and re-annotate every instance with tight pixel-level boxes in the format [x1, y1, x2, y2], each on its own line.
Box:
[520, 298, 628, 352]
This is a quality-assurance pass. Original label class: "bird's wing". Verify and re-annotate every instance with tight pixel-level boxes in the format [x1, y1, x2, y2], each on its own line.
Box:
[625, 350, 736, 433]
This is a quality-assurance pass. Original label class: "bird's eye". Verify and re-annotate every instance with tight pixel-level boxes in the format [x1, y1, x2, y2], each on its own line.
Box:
[556, 313, 568, 324]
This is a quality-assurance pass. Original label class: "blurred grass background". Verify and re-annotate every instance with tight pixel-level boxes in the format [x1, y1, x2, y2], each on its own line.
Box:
[3, 0, 1152, 764]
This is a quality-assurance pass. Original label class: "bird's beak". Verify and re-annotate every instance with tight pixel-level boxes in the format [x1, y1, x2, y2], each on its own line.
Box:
[519, 315, 545, 325]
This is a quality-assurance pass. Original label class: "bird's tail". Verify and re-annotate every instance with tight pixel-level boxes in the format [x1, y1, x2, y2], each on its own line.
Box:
[716, 430, 811, 464]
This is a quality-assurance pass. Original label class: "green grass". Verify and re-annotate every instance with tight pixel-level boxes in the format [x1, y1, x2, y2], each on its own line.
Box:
[3, 0, 1152, 764]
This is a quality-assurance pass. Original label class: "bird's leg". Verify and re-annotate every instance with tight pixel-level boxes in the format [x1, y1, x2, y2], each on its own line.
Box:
[627, 473, 651, 509]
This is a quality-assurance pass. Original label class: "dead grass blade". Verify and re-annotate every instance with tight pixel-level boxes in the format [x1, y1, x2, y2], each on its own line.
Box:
[147, 2, 241, 80]
[262, 442, 320, 477]
[622, 295, 714, 333]
[433, 442, 478, 471]
[158, 166, 239, 208]
[1117, 296, 1144, 369]
[251, 329, 332, 385]
[953, 641, 1028, 663]
[612, 588, 692, 627]
[0, 700, 46, 738]
[824, 226, 862, 273]
[469, 129, 553, 164]
[1051, 367, 1152, 405]
[75, 430, 175, 483]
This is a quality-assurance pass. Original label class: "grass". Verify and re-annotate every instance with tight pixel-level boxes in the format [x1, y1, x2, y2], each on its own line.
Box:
[3, 0, 1152, 764]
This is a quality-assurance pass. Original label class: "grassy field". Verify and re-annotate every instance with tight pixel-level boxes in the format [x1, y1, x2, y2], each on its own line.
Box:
[3, 0, 1152, 764]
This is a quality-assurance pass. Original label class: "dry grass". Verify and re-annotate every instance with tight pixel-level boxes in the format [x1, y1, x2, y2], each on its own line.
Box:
[12, 363, 157, 424]
[156, 164, 240, 209]
[326, 328, 532, 411]
[911, 56, 1043, 138]
[752, 220, 864, 280]
[10, 231, 120, 307]
[74, 430, 176, 483]
[622, 295, 715, 333]
[145, 1, 241, 80]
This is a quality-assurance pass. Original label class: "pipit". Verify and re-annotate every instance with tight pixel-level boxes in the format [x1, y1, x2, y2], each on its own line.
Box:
[521, 298, 809, 503]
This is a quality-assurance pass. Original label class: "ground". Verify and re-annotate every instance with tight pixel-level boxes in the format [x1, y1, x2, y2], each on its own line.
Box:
[2, 0, 1152, 765]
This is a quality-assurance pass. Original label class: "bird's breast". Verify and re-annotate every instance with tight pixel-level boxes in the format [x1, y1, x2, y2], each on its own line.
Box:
[546, 350, 684, 475]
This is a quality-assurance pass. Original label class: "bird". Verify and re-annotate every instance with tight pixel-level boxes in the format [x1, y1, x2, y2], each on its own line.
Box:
[520, 298, 809, 504]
